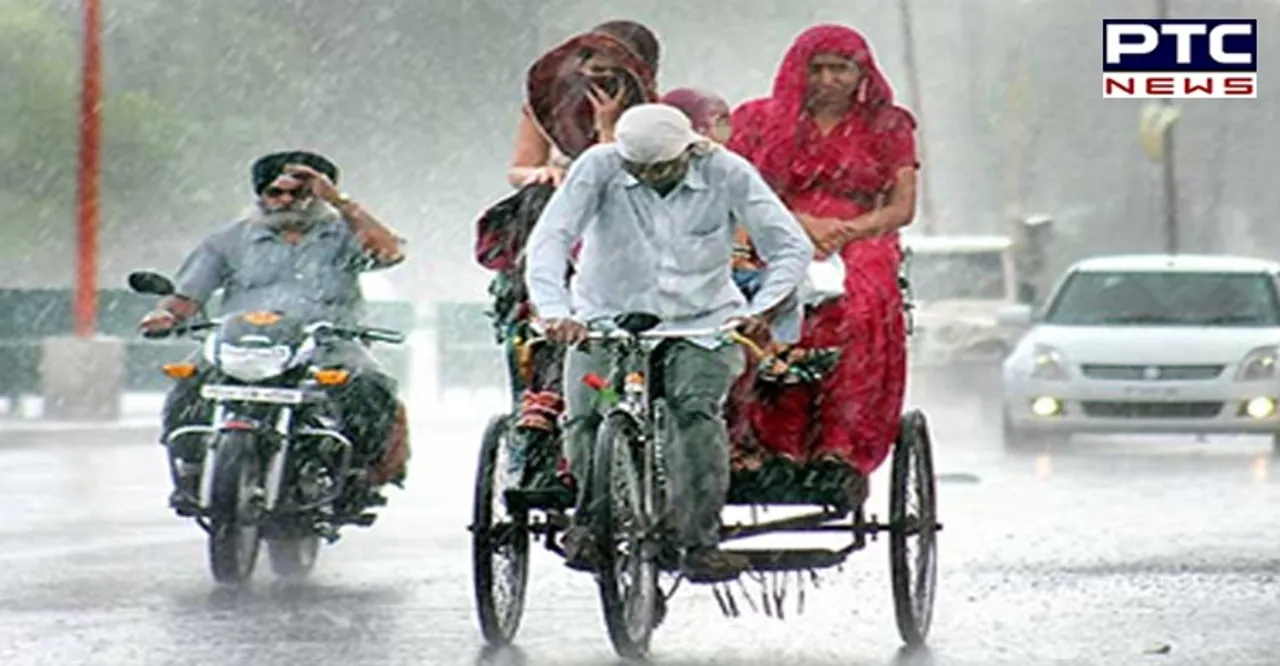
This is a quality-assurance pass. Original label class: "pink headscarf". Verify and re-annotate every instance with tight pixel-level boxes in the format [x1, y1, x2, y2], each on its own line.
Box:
[660, 87, 728, 132]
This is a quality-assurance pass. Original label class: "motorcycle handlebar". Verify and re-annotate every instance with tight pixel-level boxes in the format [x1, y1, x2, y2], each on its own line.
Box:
[343, 326, 407, 345]
[140, 319, 405, 345]
[305, 322, 407, 345]
[140, 321, 216, 340]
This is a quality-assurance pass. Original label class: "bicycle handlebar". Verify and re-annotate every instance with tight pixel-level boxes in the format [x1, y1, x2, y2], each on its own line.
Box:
[524, 318, 775, 360]
[527, 319, 743, 340]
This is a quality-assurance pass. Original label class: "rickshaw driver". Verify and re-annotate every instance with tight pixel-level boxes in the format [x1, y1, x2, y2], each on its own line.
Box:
[524, 103, 813, 581]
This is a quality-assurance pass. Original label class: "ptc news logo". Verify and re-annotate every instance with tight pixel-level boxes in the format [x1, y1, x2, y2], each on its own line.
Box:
[1103, 19, 1257, 98]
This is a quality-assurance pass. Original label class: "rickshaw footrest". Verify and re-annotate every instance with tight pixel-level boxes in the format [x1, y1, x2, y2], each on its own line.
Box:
[725, 548, 848, 572]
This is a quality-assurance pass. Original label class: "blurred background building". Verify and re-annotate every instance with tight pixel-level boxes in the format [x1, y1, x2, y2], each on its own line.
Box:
[3, 0, 1275, 301]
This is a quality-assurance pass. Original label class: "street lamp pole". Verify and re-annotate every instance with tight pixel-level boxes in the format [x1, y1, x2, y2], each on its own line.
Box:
[897, 0, 936, 234]
[74, 0, 103, 337]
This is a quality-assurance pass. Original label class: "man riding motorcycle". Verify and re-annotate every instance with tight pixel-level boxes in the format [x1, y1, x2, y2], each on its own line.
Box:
[138, 150, 411, 511]
[524, 104, 813, 580]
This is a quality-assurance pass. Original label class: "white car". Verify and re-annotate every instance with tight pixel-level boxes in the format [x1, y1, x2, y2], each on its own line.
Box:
[999, 254, 1280, 449]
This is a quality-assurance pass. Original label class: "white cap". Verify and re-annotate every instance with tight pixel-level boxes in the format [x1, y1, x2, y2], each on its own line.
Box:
[614, 103, 707, 164]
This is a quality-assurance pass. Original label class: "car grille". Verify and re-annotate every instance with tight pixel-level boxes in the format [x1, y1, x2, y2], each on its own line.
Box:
[1080, 401, 1224, 419]
[1080, 364, 1225, 381]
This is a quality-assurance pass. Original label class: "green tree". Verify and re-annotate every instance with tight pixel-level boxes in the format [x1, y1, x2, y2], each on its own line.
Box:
[0, 0, 321, 284]
[0, 0, 191, 281]
[102, 0, 327, 206]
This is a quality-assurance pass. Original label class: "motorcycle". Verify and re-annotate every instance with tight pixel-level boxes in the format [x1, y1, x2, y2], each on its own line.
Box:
[128, 270, 406, 584]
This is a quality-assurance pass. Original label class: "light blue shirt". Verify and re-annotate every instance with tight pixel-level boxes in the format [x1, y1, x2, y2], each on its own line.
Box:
[173, 214, 398, 327]
[524, 143, 813, 346]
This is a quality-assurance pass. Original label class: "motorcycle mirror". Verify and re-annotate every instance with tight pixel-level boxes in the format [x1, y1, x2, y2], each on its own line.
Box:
[127, 271, 176, 296]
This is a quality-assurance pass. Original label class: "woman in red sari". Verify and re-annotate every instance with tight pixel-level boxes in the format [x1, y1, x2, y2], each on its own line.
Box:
[726, 24, 920, 493]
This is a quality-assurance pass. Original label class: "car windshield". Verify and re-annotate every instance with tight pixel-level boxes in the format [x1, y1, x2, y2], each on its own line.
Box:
[1043, 270, 1280, 327]
[908, 250, 1007, 301]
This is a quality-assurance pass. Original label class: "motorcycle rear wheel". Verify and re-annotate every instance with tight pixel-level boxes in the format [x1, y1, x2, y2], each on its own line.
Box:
[267, 536, 320, 579]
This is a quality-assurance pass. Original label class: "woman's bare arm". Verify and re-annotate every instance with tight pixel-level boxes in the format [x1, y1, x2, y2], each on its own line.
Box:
[794, 212, 843, 245]
[869, 167, 918, 231]
[819, 168, 918, 252]
[506, 110, 553, 188]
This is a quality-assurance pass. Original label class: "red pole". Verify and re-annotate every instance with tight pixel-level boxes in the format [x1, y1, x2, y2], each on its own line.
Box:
[74, 0, 102, 337]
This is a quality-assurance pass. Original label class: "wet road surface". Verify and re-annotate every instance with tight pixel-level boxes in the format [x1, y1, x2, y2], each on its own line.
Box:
[3, 395, 1280, 666]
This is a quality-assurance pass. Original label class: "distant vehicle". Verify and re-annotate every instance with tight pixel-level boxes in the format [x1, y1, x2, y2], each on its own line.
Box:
[902, 234, 1027, 372]
[1000, 254, 1280, 450]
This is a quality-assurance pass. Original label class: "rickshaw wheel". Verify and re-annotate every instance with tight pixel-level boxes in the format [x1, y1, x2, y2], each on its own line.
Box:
[592, 412, 660, 660]
[471, 414, 531, 646]
[889, 409, 939, 647]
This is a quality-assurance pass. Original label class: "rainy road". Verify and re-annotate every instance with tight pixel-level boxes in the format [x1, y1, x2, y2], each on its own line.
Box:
[3, 394, 1280, 666]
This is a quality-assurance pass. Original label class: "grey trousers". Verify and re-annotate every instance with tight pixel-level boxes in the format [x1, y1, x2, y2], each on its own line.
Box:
[563, 339, 745, 550]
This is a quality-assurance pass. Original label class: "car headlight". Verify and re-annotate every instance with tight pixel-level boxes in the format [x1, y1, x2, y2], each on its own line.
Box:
[213, 343, 294, 382]
[1235, 345, 1279, 381]
[1030, 343, 1070, 380]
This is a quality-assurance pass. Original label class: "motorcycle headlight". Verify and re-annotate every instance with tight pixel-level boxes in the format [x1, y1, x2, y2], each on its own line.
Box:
[1235, 345, 1279, 381]
[214, 343, 295, 382]
[1030, 343, 1070, 380]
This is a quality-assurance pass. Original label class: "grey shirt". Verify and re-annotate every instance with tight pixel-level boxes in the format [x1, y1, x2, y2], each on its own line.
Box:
[172, 215, 395, 326]
[524, 143, 813, 345]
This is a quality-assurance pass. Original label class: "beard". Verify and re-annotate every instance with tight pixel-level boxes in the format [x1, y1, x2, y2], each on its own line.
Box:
[250, 196, 338, 232]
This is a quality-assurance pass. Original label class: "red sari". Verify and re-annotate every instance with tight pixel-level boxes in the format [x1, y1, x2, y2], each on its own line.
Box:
[727, 24, 919, 476]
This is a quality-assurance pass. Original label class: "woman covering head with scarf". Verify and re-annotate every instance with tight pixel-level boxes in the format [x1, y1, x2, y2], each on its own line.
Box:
[507, 20, 661, 188]
[478, 20, 661, 490]
[660, 87, 732, 143]
[726, 24, 920, 496]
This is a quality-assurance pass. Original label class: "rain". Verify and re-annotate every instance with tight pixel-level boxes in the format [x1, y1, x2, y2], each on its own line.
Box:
[1, 0, 1277, 664]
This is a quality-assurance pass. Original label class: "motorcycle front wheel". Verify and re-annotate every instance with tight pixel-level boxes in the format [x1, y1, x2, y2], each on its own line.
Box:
[207, 431, 263, 585]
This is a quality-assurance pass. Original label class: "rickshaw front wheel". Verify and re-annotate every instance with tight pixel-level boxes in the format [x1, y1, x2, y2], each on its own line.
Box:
[471, 414, 531, 646]
[592, 412, 661, 660]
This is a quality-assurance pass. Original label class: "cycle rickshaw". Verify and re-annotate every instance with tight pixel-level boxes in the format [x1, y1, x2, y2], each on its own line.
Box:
[468, 300, 941, 659]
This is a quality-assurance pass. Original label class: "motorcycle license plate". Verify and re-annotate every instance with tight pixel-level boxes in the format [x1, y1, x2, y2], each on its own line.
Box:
[200, 384, 306, 405]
